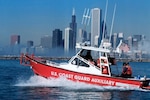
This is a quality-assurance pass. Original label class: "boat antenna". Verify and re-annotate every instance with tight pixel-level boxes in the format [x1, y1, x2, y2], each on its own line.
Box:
[100, 0, 108, 48]
[81, 8, 91, 31]
[102, 0, 108, 41]
[109, 4, 116, 43]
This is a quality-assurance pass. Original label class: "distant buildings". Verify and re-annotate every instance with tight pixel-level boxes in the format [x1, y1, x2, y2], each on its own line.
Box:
[52, 29, 63, 48]
[40, 35, 52, 49]
[64, 27, 72, 52]
[10, 35, 20, 55]
[0, 7, 148, 59]
[27, 40, 34, 48]
[91, 8, 102, 46]
[127, 36, 133, 50]
[69, 8, 77, 51]
[111, 33, 118, 50]
[26, 40, 34, 54]
[78, 28, 87, 43]
[10, 35, 20, 45]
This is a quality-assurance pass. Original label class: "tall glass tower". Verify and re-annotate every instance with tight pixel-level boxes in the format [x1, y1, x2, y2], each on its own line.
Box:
[91, 8, 102, 46]
[52, 29, 63, 48]
[69, 8, 77, 51]
[64, 27, 73, 52]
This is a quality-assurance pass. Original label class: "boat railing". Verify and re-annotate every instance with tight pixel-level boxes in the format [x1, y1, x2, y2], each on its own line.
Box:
[46, 60, 59, 67]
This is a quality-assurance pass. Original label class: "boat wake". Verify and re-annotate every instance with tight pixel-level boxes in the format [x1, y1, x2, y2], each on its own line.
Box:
[15, 75, 147, 91]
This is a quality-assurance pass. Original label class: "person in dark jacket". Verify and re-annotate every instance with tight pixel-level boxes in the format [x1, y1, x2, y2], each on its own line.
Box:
[121, 62, 132, 78]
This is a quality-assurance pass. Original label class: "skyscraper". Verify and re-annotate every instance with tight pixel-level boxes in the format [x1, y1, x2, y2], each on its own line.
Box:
[10, 35, 20, 55]
[91, 8, 102, 46]
[40, 35, 52, 48]
[111, 33, 117, 49]
[118, 32, 124, 45]
[64, 27, 73, 52]
[78, 28, 87, 43]
[127, 36, 133, 50]
[52, 29, 63, 48]
[10, 35, 20, 45]
[26, 40, 34, 54]
[69, 8, 77, 51]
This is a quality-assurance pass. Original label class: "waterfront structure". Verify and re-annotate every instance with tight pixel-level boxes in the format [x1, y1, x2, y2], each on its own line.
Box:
[91, 8, 102, 46]
[64, 27, 73, 52]
[69, 8, 77, 51]
[52, 29, 63, 48]
[10, 35, 20, 45]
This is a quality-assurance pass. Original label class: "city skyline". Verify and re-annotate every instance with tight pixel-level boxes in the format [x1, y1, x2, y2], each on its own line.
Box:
[0, 0, 150, 46]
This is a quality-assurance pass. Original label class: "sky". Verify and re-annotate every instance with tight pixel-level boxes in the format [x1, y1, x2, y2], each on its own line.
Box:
[0, 0, 150, 46]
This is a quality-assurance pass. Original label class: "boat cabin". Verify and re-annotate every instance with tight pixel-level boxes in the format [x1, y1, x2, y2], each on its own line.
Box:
[68, 45, 113, 77]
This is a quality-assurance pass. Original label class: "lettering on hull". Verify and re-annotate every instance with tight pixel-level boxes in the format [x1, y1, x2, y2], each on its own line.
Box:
[50, 71, 115, 86]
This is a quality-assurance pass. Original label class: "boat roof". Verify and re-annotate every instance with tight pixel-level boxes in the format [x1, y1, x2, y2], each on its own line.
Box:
[76, 44, 110, 53]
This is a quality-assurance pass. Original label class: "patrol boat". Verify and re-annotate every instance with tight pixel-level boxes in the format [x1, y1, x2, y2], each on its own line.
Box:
[20, 43, 150, 90]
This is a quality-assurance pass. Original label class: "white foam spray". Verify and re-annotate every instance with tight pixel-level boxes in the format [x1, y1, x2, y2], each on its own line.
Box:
[15, 75, 147, 91]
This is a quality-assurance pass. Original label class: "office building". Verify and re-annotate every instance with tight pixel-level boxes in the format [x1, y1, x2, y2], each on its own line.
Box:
[78, 28, 87, 43]
[10, 35, 20, 45]
[111, 33, 118, 49]
[52, 29, 63, 48]
[41, 35, 52, 48]
[64, 27, 73, 52]
[133, 35, 142, 42]
[69, 8, 77, 51]
[27, 41, 34, 48]
[127, 36, 133, 50]
[91, 8, 102, 46]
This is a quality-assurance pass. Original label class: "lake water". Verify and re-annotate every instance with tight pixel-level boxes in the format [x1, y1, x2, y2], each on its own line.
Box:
[0, 59, 150, 100]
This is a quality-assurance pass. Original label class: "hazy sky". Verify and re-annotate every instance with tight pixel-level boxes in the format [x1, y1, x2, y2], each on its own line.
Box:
[0, 0, 150, 46]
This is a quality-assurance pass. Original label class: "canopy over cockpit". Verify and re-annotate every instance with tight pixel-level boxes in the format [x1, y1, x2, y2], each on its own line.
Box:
[76, 44, 110, 53]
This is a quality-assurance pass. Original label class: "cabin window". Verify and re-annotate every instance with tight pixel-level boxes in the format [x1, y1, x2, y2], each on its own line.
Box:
[71, 58, 89, 67]
[79, 49, 92, 60]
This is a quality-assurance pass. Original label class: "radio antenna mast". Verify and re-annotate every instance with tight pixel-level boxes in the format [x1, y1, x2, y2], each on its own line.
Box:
[81, 8, 91, 30]
[102, 0, 108, 41]
[109, 4, 116, 43]
[100, 0, 108, 48]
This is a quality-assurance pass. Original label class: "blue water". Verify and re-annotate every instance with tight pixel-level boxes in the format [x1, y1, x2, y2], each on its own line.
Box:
[0, 59, 150, 100]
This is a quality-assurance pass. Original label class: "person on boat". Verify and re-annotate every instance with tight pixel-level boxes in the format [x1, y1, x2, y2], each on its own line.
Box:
[84, 50, 95, 65]
[121, 62, 132, 78]
[85, 50, 93, 60]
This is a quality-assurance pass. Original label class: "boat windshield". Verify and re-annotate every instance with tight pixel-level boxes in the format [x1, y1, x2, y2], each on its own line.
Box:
[78, 49, 108, 61]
